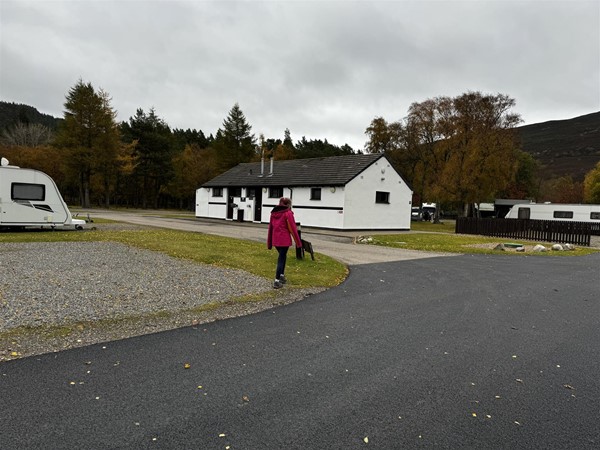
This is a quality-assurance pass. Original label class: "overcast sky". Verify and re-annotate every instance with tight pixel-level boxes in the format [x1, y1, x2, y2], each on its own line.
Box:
[1, 0, 599, 150]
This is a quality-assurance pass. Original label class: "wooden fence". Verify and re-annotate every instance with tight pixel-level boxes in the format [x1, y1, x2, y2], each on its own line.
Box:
[455, 218, 592, 246]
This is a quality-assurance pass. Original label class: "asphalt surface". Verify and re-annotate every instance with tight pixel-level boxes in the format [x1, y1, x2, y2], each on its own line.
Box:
[2, 214, 599, 449]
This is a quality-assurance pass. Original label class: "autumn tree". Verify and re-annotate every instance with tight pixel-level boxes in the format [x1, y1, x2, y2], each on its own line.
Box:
[583, 161, 600, 203]
[165, 143, 216, 209]
[366, 92, 522, 217]
[540, 176, 583, 203]
[434, 92, 522, 216]
[54, 79, 121, 208]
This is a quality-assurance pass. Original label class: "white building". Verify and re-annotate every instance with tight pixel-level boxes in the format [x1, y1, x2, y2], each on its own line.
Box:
[195, 153, 413, 230]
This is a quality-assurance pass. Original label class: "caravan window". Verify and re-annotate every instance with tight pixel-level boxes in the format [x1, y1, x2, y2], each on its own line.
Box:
[517, 207, 530, 219]
[553, 211, 573, 219]
[12, 183, 45, 201]
[591, 212, 600, 220]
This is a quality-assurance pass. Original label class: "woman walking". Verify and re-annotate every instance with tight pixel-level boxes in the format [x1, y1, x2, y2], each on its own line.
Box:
[267, 197, 302, 289]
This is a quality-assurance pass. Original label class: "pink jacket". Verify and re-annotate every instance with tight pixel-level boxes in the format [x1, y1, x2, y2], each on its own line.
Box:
[267, 205, 302, 249]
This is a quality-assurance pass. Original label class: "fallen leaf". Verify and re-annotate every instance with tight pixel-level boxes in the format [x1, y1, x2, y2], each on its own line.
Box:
[219, 433, 226, 438]
[472, 413, 477, 417]
[363, 436, 369, 443]
[516, 379, 523, 383]
[514, 421, 521, 426]
[242, 395, 250, 402]
[184, 363, 191, 369]
[563, 384, 575, 390]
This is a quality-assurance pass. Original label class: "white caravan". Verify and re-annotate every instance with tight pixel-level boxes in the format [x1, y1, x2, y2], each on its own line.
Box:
[0, 158, 85, 230]
[506, 203, 600, 222]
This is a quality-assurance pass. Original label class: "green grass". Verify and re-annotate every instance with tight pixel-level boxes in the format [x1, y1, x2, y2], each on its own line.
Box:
[370, 232, 599, 256]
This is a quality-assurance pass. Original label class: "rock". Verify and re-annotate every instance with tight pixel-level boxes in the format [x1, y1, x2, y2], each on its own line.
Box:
[552, 244, 564, 251]
[516, 246, 525, 252]
[532, 244, 547, 252]
[564, 243, 575, 251]
[494, 243, 506, 251]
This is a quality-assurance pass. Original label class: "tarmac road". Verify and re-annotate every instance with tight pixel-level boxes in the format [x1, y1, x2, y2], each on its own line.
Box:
[2, 212, 599, 449]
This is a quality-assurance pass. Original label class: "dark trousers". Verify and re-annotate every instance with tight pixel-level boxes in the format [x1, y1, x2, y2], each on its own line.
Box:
[275, 246, 289, 279]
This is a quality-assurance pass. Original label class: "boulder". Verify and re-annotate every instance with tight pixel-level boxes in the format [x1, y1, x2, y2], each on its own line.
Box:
[532, 244, 547, 252]
[552, 244, 564, 251]
[494, 243, 506, 251]
[564, 243, 576, 251]
[516, 246, 525, 252]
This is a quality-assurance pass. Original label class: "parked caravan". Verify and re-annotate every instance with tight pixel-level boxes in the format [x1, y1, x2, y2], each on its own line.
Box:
[0, 158, 85, 230]
[506, 203, 600, 223]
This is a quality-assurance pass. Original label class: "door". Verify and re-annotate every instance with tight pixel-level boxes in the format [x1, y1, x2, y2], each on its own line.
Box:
[253, 188, 263, 222]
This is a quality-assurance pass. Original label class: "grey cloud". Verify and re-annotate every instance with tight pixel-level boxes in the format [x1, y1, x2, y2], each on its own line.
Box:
[1, 0, 598, 151]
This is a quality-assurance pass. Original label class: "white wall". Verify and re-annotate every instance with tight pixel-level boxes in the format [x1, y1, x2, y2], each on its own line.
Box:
[195, 187, 227, 219]
[343, 157, 412, 229]
[287, 186, 345, 229]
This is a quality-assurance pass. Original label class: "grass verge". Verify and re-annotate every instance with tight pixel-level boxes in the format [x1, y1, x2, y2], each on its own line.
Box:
[369, 232, 599, 256]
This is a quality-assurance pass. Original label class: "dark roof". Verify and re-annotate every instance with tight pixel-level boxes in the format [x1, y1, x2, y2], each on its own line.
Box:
[202, 153, 385, 187]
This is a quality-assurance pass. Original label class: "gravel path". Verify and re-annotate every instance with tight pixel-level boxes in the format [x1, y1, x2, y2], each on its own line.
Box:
[0, 240, 323, 361]
[0, 241, 271, 332]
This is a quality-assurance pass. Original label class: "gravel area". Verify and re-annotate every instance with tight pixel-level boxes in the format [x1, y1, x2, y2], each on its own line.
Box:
[0, 240, 323, 361]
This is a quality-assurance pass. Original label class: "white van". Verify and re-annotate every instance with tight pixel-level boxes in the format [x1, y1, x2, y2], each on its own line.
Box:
[0, 158, 85, 230]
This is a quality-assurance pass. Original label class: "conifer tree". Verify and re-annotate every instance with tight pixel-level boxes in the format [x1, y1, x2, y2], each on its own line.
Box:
[55, 79, 120, 208]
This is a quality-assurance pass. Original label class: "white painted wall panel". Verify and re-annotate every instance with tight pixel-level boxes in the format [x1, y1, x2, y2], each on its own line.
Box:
[343, 158, 411, 229]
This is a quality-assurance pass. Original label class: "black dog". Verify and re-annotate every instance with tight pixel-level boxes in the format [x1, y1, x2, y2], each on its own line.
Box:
[301, 239, 315, 261]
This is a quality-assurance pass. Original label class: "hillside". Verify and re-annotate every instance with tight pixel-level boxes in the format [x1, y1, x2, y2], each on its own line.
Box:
[517, 111, 600, 180]
[0, 101, 62, 131]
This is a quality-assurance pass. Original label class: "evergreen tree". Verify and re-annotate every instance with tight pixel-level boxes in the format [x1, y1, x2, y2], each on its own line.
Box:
[213, 103, 256, 171]
[120, 108, 175, 208]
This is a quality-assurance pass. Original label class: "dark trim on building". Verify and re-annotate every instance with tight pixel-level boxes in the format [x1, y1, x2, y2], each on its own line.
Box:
[263, 204, 343, 211]
[208, 201, 227, 205]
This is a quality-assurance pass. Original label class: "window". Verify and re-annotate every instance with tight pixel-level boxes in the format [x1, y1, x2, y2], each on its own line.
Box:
[269, 187, 283, 198]
[517, 207, 530, 219]
[12, 183, 45, 201]
[375, 191, 390, 204]
[230, 187, 242, 197]
[591, 212, 600, 220]
[212, 187, 223, 197]
[553, 211, 573, 219]
[310, 188, 321, 201]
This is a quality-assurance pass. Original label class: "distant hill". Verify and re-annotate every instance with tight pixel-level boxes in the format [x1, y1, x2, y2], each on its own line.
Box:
[517, 111, 600, 181]
[0, 101, 62, 132]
